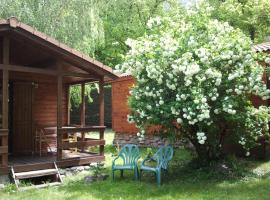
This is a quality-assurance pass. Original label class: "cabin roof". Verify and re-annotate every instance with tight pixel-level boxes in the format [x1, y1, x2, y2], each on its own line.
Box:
[0, 17, 119, 81]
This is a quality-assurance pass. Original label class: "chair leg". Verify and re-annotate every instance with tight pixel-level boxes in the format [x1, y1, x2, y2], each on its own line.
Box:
[139, 169, 142, 181]
[112, 170, 115, 181]
[134, 167, 139, 180]
[156, 171, 161, 186]
[120, 170, 124, 178]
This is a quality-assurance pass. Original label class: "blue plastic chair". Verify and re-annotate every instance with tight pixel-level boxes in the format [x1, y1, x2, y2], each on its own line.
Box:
[140, 145, 174, 185]
[112, 144, 140, 180]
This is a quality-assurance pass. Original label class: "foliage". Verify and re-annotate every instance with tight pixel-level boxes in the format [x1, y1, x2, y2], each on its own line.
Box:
[118, 5, 270, 163]
[0, 0, 183, 68]
[91, 162, 106, 177]
[0, 0, 105, 57]
[69, 83, 98, 110]
[96, 0, 183, 67]
[208, 0, 270, 42]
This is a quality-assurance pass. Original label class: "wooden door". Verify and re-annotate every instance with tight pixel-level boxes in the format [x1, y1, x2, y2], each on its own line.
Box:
[12, 82, 33, 154]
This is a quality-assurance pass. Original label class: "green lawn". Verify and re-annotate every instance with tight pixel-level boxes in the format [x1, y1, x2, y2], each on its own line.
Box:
[1, 131, 270, 200]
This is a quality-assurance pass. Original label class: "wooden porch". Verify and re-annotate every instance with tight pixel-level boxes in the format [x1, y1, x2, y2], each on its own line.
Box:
[0, 17, 118, 175]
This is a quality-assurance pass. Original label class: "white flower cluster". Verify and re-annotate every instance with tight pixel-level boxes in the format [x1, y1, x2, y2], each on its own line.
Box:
[127, 114, 134, 124]
[147, 17, 161, 29]
[265, 57, 270, 64]
[222, 104, 236, 115]
[136, 130, 145, 140]
[197, 132, 207, 144]
[238, 137, 246, 146]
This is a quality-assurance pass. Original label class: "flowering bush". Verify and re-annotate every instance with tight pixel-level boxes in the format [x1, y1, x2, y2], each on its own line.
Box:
[117, 8, 270, 163]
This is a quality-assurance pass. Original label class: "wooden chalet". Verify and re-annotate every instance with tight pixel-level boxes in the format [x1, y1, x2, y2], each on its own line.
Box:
[0, 17, 118, 177]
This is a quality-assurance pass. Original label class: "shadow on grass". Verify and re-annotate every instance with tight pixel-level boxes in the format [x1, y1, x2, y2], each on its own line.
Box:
[57, 149, 270, 200]
[2, 148, 270, 200]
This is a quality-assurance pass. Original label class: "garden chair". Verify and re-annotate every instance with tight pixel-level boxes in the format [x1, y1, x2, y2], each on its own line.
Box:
[112, 144, 140, 180]
[140, 145, 174, 186]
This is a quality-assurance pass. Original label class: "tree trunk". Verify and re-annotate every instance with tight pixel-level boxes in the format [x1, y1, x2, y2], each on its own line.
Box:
[190, 139, 220, 166]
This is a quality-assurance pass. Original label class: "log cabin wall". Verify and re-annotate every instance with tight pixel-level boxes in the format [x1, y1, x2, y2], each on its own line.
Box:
[9, 71, 68, 127]
[8, 71, 68, 153]
[111, 75, 138, 134]
[33, 82, 68, 127]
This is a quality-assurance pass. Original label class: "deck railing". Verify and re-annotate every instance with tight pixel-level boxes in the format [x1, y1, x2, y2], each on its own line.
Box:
[0, 129, 8, 167]
[57, 126, 106, 160]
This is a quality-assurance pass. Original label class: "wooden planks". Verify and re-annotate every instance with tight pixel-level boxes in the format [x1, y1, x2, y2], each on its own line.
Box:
[99, 77, 105, 156]
[62, 139, 105, 149]
[0, 146, 8, 154]
[57, 63, 63, 160]
[58, 126, 106, 133]
[80, 83, 86, 126]
[12, 82, 33, 154]
[111, 76, 138, 134]
[1, 37, 9, 167]
[15, 168, 58, 179]
[80, 83, 86, 151]
[0, 154, 105, 175]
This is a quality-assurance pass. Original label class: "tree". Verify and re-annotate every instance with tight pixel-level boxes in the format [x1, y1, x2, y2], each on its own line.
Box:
[118, 6, 270, 164]
[97, 0, 183, 67]
[208, 0, 270, 42]
[0, 0, 105, 57]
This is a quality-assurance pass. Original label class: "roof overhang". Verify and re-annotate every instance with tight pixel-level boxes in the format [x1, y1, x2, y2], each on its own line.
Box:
[0, 17, 119, 81]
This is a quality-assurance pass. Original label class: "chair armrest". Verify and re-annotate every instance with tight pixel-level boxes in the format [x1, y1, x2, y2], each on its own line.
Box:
[112, 156, 121, 167]
[141, 156, 156, 167]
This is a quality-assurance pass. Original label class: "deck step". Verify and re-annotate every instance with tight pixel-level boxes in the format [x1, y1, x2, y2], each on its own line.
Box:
[11, 162, 63, 190]
[15, 169, 58, 179]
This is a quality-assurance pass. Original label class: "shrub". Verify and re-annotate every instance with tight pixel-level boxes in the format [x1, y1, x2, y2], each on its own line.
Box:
[117, 6, 270, 164]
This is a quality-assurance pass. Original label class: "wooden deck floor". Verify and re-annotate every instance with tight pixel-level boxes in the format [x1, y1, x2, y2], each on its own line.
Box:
[0, 150, 105, 175]
[9, 150, 99, 166]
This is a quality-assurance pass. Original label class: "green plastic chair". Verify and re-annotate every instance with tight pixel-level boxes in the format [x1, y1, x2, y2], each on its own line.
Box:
[112, 144, 140, 180]
[140, 145, 174, 185]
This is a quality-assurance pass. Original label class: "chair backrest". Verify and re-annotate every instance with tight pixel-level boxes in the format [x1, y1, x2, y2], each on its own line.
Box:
[118, 144, 140, 166]
[153, 145, 174, 170]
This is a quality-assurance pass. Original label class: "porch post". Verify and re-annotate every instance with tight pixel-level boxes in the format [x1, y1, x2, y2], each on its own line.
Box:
[67, 84, 71, 125]
[99, 77, 105, 156]
[80, 83, 86, 151]
[80, 83, 86, 126]
[1, 37, 9, 167]
[57, 63, 63, 160]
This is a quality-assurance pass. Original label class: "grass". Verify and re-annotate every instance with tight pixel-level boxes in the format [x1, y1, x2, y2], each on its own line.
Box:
[1, 131, 270, 200]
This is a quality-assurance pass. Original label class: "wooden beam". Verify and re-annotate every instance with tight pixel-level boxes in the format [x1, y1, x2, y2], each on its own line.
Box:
[80, 83, 86, 127]
[0, 129, 8, 137]
[0, 64, 98, 79]
[80, 83, 86, 151]
[0, 64, 56, 75]
[99, 77, 105, 156]
[1, 37, 9, 167]
[58, 126, 106, 133]
[57, 63, 63, 160]
[99, 77, 105, 127]
[66, 79, 98, 86]
[0, 146, 8, 154]
[62, 140, 105, 149]
[63, 72, 97, 79]
[67, 85, 71, 125]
